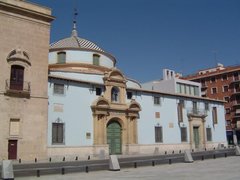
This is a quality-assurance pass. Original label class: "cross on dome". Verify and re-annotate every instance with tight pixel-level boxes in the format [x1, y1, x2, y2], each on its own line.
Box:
[71, 8, 78, 37]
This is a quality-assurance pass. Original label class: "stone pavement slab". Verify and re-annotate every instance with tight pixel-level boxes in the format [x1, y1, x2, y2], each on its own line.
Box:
[16, 156, 240, 180]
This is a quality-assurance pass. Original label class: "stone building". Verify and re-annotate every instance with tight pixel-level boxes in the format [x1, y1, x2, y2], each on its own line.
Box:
[0, 0, 54, 160]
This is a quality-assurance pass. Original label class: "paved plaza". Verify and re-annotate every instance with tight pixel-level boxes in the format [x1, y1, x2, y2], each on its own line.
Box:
[16, 156, 240, 180]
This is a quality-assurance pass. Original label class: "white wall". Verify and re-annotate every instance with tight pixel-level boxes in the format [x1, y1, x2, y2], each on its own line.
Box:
[49, 50, 114, 68]
[48, 78, 227, 148]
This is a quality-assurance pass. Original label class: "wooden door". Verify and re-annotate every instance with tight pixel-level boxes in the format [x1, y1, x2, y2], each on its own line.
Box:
[8, 140, 17, 160]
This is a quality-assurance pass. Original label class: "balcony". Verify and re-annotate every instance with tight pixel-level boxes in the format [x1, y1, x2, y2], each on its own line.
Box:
[5, 79, 30, 98]
[201, 90, 207, 96]
[187, 108, 207, 117]
[233, 100, 240, 107]
[201, 84, 208, 89]
[230, 76, 240, 84]
[232, 88, 240, 95]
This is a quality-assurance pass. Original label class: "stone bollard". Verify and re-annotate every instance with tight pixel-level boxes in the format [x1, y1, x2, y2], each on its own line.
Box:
[1, 160, 14, 180]
[184, 150, 194, 163]
[109, 155, 120, 171]
[236, 146, 240, 156]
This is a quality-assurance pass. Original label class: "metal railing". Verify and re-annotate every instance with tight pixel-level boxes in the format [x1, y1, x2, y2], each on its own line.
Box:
[187, 108, 207, 117]
[5, 79, 30, 94]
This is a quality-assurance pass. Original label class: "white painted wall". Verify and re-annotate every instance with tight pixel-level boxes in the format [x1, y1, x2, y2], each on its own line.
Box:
[49, 50, 114, 68]
[48, 79, 98, 146]
[48, 77, 227, 148]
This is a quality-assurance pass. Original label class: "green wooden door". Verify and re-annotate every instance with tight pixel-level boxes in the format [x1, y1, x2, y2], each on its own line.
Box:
[193, 127, 200, 148]
[107, 121, 122, 154]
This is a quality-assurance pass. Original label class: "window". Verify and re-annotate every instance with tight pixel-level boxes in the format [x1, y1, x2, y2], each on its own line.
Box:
[86, 132, 91, 139]
[154, 96, 160, 105]
[223, 85, 228, 92]
[177, 102, 183, 123]
[52, 123, 64, 144]
[93, 54, 100, 66]
[206, 128, 212, 141]
[233, 72, 239, 81]
[194, 86, 199, 96]
[181, 127, 187, 142]
[225, 108, 231, 114]
[236, 95, 240, 104]
[210, 77, 216, 83]
[211, 87, 217, 94]
[176, 83, 181, 93]
[10, 65, 24, 90]
[212, 107, 218, 124]
[111, 87, 119, 102]
[185, 85, 190, 95]
[205, 102, 209, 111]
[179, 99, 185, 108]
[222, 74, 228, 81]
[224, 96, 230, 103]
[226, 120, 231, 126]
[96, 87, 102, 96]
[180, 84, 184, 94]
[155, 126, 163, 143]
[57, 52, 66, 64]
[193, 101, 198, 114]
[234, 84, 240, 93]
[127, 91, 133, 99]
[53, 83, 64, 95]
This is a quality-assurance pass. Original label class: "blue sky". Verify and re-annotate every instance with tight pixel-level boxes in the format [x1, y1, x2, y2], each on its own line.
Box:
[31, 0, 240, 83]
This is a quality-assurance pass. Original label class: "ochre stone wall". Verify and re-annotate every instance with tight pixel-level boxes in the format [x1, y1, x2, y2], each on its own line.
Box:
[0, 0, 53, 160]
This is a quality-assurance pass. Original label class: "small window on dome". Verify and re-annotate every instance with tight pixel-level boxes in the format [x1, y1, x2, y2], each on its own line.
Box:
[57, 52, 66, 64]
[93, 54, 100, 66]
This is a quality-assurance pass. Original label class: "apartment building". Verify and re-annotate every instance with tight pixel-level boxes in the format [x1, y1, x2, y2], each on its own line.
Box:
[183, 63, 240, 145]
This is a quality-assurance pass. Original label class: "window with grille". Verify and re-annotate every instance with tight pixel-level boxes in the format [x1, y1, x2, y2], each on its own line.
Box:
[155, 126, 163, 143]
[206, 128, 212, 141]
[154, 96, 160, 105]
[53, 83, 64, 95]
[180, 127, 187, 142]
[177, 102, 183, 123]
[52, 123, 64, 144]
[205, 102, 209, 111]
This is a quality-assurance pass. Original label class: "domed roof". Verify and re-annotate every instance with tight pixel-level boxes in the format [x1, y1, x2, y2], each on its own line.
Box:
[50, 23, 104, 52]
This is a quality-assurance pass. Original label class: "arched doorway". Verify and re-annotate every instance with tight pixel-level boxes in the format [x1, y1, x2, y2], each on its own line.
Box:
[107, 121, 122, 154]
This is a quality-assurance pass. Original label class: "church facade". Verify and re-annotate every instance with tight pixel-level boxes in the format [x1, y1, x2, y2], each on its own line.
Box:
[47, 25, 227, 158]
